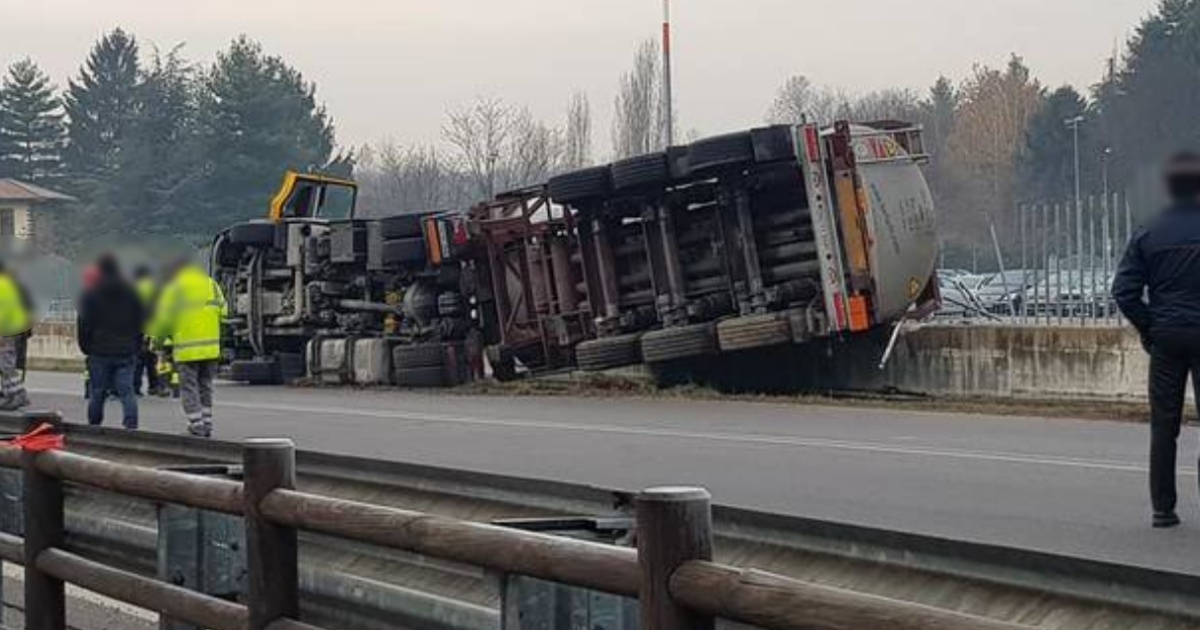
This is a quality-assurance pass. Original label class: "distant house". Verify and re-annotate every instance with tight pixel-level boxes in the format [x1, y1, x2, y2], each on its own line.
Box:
[0, 179, 76, 242]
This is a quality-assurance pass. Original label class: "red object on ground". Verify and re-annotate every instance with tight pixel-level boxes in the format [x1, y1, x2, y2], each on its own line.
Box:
[9, 422, 63, 452]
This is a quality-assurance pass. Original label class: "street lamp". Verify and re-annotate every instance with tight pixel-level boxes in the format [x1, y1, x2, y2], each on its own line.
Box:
[1102, 147, 1113, 200]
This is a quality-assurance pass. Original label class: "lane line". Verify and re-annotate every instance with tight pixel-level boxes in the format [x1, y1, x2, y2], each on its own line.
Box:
[31, 387, 1169, 474]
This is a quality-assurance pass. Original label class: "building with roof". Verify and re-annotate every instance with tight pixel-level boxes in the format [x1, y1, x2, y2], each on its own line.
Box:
[0, 179, 76, 242]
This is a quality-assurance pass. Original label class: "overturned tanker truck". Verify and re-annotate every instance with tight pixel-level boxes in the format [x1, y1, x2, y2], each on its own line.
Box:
[213, 121, 939, 387]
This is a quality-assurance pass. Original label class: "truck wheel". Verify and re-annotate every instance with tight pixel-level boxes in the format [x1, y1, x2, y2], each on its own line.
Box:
[576, 333, 643, 372]
[229, 359, 282, 385]
[688, 131, 755, 173]
[228, 222, 278, 247]
[641, 323, 718, 364]
[393, 343, 444, 369]
[611, 153, 671, 191]
[751, 125, 796, 164]
[394, 366, 446, 388]
[380, 214, 426, 239]
[717, 314, 793, 352]
[548, 166, 612, 204]
[381, 237, 428, 266]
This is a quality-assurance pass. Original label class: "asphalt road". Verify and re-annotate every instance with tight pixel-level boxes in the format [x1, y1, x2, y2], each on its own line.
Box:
[23, 371, 1200, 576]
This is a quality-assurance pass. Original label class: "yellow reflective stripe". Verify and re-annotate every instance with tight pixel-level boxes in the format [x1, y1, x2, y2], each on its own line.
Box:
[173, 338, 220, 350]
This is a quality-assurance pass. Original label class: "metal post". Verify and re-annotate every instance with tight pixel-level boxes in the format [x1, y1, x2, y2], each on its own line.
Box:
[22, 412, 65, 630]
[1042, 203, 1050, 325]
[661, 0, 674, 148]
[636, 487, 714, 630]
[1102, 193, 1112, 321]
[1019, 204, 1028, 321]
[1053, 202, 1062, 324]
[1088, 196, 1096, 322]
[243, 439, 298, 630]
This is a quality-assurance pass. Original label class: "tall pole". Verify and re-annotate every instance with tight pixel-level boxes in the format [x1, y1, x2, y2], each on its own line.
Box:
[662, 0, 674, 147]
[1066, 115, 1084, 323]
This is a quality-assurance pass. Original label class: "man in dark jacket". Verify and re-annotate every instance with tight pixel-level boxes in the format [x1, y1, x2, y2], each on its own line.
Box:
[77, 254, 145, 429]
[1113, 152, 1200, 528]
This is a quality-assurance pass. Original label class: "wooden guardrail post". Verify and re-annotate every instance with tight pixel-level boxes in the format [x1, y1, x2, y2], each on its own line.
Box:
[243, 438, 298, 630]
[636, 486, 714, 630]
[22, 411, 65, 630]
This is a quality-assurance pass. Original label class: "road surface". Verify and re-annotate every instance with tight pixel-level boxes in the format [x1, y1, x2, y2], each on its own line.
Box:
[24, 371, 1200, 576]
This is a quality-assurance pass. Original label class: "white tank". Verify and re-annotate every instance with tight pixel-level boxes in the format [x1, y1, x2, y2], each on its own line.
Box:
[846, 125, 939, 322]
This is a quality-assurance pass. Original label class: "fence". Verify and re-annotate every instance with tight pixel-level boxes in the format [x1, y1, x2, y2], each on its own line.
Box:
[0, 413, 1035, 630]
[941, 192, 1143, 327]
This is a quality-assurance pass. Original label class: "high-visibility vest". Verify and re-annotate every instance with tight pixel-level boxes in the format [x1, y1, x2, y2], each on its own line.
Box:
[149, 266, 227, 363]
[0, 273, 31, 337]
[136, 277, 157, 306]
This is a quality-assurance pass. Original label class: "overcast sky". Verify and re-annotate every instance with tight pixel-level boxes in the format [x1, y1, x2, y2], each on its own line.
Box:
[1, 0, 1160, 154]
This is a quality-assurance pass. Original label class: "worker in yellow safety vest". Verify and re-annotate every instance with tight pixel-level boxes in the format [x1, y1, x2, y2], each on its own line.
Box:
[132, 265, 166, 397]
[148, 257, 227, 437]
[0, 260, 32, 411]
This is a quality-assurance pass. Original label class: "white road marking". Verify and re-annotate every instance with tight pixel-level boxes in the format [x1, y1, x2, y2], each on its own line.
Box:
[30, 386, 1172, 475]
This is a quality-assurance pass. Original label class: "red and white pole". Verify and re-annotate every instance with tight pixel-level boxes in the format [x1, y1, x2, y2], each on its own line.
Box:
[661, 0, 674, 147]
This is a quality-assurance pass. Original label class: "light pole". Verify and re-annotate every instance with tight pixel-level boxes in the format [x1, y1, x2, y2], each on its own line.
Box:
[1102, 147, 1112, 200]
[661, 0, 674, 147]
[1065, 115, 1084, 322]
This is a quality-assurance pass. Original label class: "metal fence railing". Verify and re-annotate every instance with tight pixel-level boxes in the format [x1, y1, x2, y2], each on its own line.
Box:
[938, 192, 1142, 328]
[0, 413, 1034, 630]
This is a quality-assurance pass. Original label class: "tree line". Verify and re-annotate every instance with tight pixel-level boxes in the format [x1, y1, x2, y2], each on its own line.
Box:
[765, 0, 1200, 267]
[0, 29, 340, 253]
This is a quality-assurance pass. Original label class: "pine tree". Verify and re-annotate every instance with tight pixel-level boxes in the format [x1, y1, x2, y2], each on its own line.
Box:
[63, 28, 140, 187]
[195, 36, 335, 232]
[1020, 86, 1088, 202]
[0, 58, 65, 182]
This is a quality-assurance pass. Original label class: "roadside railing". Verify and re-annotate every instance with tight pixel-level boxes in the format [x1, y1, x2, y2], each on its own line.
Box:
[0, 413, 1032, 630]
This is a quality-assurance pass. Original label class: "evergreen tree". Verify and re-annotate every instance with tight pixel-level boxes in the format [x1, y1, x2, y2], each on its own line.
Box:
[0, 58, 65, 182]
[195, 36, 335, 233]
[1096, 0, 1200, 186]
[1020, 86, 1088, 201]
[63, 28, 140, 188]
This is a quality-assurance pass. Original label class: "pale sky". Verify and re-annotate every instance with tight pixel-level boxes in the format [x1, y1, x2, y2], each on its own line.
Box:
[0, 0, 1160, 155]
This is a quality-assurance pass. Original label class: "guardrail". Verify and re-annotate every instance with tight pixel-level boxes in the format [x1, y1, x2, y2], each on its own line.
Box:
[0, 413, 1033, 630]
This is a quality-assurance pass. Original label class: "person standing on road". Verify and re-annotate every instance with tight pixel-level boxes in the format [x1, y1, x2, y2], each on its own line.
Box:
[1113, 151, 1200, 529]
[132, 265, 164, 396]
[77, 254, 145, 429]
[0, 259, 33, 411]
[149, 256, 227, 438]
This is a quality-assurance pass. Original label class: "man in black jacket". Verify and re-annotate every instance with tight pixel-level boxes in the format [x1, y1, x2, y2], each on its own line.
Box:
[77, 254, 145, 429]
[1113, 152, 1200, 528]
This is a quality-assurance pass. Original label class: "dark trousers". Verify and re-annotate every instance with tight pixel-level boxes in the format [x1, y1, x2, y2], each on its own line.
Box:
[87, 355, 139, 429]
[135, 345, 161, 394]
[1148, 328, 1200, 514]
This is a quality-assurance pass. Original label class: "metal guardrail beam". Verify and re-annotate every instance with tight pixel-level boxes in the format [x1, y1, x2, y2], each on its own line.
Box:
[5, 414, 1200, 628]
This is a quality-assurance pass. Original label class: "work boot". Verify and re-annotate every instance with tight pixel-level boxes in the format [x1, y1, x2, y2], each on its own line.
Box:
[0, 392, 28, 411]
[186, 421, 211, 439]
[1153, 511, 1181, 528]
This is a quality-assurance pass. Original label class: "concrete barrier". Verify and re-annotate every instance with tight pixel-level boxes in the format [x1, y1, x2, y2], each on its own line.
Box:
[26, 320, 84, 372]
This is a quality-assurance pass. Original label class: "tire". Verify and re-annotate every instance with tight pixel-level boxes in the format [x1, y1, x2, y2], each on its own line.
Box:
[717, 314, 793, 352]
[641, 323, 718, 364]
[688, 131, 755, 173]
[228, 222, 278, 247]
[394, 366, 445, 388]
[393, 343, 444, 369]
[229, 359, 282, 385]
[611, 153, 671, 191]
[380, 214, 426, 239]
[381, 237, 428, 266]
[751, 125, 796, 164]
[576, 333, 643, 372]
[548, 166, 612, 204]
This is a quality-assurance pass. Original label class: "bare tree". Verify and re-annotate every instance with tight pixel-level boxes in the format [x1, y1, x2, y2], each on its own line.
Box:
[499, 107, 565, 191]
[356, 141, 468, 217]
[612, 40, 665, 159]
[563, 91, 592, 170]
[443, 97, 514, 199]
[766, 75, 847, 125]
